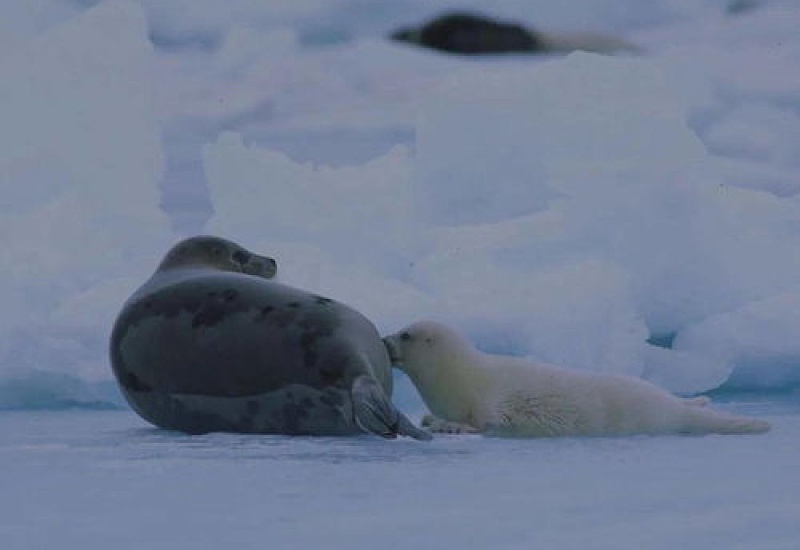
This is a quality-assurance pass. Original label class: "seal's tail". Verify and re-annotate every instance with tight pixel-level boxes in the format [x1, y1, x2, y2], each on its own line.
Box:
[352, 375, 432, 441]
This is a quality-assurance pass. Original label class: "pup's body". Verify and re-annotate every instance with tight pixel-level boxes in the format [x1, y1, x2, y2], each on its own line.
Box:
[384, 321, 770, 437]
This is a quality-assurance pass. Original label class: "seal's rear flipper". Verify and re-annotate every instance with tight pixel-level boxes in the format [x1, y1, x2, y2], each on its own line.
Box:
[352, 375, 432, 441]
[396, 411, 434, 441]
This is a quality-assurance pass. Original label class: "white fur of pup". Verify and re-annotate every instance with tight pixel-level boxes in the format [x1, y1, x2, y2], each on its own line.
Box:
[384, 320, 770, 437]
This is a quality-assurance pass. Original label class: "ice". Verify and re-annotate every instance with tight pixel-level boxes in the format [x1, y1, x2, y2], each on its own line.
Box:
[414, 256, 647, 376]
[0, 0, 85, 50]
[1, 0, 799, 405]
[415, 53, 800, 339]
[203, 50, 800, 394]
[414, 53, 707, 226]
[2, 409, 799, 550]
[704, 102, 800, 167]
[0, 0, 171, 403]
[203, 131, 648, 377]
[204, 132, 430, 331]
[675, 291, 800, 391]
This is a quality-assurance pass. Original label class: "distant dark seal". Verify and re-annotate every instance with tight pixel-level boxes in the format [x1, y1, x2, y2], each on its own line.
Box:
[391, 12, 540, 54]
[109, 235, 430, 440]
[390, 12, 638, 55]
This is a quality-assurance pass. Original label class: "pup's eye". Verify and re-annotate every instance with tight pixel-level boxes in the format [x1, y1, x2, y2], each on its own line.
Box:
[400, 332, 411, 341]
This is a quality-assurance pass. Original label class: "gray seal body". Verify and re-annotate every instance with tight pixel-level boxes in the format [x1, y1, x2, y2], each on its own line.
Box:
[110, 236, 429, 440]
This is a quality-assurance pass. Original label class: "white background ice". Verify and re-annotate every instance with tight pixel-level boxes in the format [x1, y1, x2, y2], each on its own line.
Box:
[1, 0, 799, 547]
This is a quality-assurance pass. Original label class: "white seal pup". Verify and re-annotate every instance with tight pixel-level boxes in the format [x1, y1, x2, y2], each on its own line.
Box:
[383, 320, 771, 437]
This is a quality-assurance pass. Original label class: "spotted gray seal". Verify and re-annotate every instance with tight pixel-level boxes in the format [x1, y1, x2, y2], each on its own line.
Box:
[110, 235, 430, 440]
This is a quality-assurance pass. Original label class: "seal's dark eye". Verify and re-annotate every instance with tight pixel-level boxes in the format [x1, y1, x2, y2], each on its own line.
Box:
[232, 251, 250, 264]
[400, 332, 411, 341]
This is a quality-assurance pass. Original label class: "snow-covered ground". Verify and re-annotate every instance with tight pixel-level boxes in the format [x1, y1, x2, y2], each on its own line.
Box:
[1, 0, 799, 547]
[2, 403, 799, 550]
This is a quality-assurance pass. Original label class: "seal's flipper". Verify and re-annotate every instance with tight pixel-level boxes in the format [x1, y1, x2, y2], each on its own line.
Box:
[351, 375, 432, 441]
[396, 410, 434, 441]
[422, 414, 479, 434]
[683, 395, 711, 407]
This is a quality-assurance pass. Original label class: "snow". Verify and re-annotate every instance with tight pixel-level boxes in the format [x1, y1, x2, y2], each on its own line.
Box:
[0, 0, 170, 401]
[2, 407, 799, 550]
[1, 0, 800, 546]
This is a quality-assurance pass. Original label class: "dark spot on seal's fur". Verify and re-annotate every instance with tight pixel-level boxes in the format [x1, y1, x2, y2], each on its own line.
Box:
[299, 333, 317, 348]
[287, 301, 301, 308]
[190, 289, 244, 327]
[124, 372, 152, 392]
[313, 296, 333, 306]
[270, 308, 299, 329]
[192, 300, 228, 328]
[232, 250, 251, 265]
[282, 401, 310, 433]
[320, 392, 344, 407]
[319, 353, 347, 385]
[253, 305, 275, 323]
[223, 289, 238, 302]
[237, 399, 262, 432]
[299, 332, 319, 367]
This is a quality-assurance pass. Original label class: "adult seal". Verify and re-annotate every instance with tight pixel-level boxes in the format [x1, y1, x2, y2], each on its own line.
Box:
[110, 235, 430, 440]
[390, 12, 639, 56]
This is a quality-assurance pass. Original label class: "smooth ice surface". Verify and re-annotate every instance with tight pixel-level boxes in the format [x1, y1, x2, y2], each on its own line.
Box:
[2, 407, 799, 550]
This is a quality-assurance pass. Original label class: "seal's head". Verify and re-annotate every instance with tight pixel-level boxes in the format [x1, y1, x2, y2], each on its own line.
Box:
[389, 12, 539, 54]
[157, 235, 277, 279]
[383, 320, 473, 377]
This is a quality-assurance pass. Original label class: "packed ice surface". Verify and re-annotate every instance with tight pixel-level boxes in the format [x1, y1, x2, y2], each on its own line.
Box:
[0, 0, 171, 407]
[204, 52, 800, 396]
[2, 0, 800, 408]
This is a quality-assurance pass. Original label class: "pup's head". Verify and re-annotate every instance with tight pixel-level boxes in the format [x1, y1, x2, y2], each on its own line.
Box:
[383, 320, 472, 377]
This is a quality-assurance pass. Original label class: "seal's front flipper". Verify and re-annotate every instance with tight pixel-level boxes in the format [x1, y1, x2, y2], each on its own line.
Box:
[352, 375, 432, 441]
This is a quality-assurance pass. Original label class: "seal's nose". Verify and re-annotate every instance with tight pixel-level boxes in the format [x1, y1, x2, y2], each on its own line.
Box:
[249, 256, 277, 278]
[261, 256, 278, 278]
[235, 251, 277, 279]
